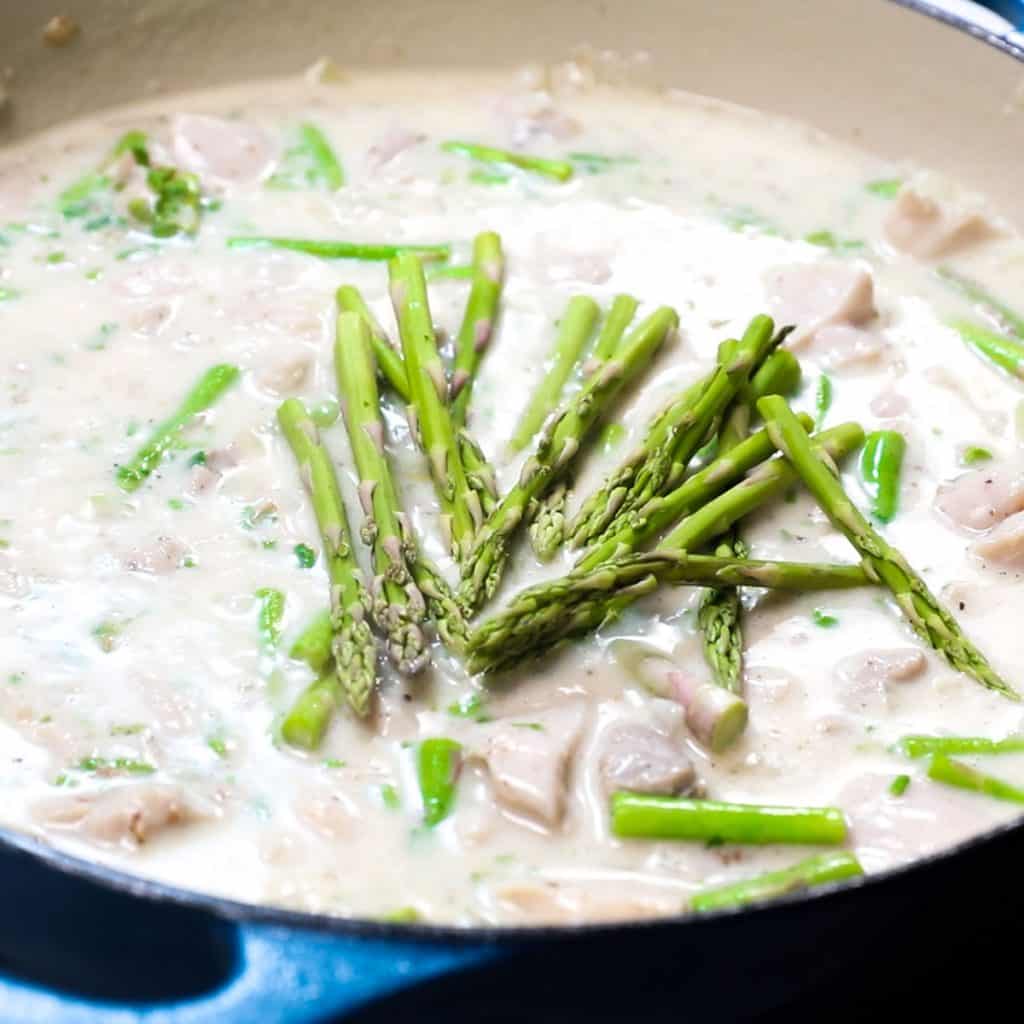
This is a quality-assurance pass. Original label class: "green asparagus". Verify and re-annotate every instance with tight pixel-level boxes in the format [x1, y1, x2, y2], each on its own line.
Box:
[948, 319, 1024, 381]
[938, 267, 1024, 339]
[450, 231, 505, 427]
[690, 852, 863, 912]
[335, 312, 428, 674]
[585, 294, 640, 371]
[459, 306, 678, 611]
[467, 551, 870, 673]
[117, 364, 240, 491]
[281, 674, 340, 750]
[468, 424, 865, 670]
[898, 734, 1024, 759]
[440, 140, 574, 182]
[457, 430, 499, 520]
[759, 395, 1018, 700]
[229, 237, 451, 262]
[255, 588, 286, 651]
[610, 792, 848, 845]
[927, 754, 1024, 805]
[417, 738, 462, 826]
[510, 295, 601, 452]
[528, 482, 569, 562]
[336, 286, 411, 402]
[288, 610, 333, 673]
[268, 122, 345, 191]
[568, 315, 777, 547]
[409, 556, 471, 655]
[277, 399, 377, 716]
[389, 252, 481, 562]
[859, 430, 906, 523]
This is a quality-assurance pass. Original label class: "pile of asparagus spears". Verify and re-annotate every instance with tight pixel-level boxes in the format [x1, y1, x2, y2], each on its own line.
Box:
[276, 229, 1017, 750]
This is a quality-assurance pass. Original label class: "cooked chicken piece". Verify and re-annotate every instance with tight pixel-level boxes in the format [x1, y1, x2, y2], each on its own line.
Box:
[256, 354, 312, 396]
[171, 114, 274, 186]
[479, 702, 587, 827]
[870, 389, 909, 418]
[491, 881, 670, 925]
[834, 648, 927, 713]
[935, 460, 1024, 531]
[32, 784, 206, 849]
[598, 723, 696, 796]
[293, 787, 356, 840]
[885, 184, 999, 259]
[123, 536, 187, 574]
[812, 324, 888, 369]
[765, 262, 877, 343]
[973, 510, 1024, 569]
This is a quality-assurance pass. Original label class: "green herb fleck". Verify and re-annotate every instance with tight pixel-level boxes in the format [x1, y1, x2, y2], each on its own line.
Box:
[380, 784, 401, 810]
[447, 692, 491, 722]
[322, 758, 346, 769]
[865, 178, 903, 199]
[109, 723, 145, 736]
[207, 735, 229, 758]
[815, 374, 833, 429]
[889, 774, 911, 796]
[294, 543, 317, 569]
[961, 445, 993, 466]
[812, 609, 839, 628]
[256, 588, 286, 650]
[76, 756, 155, 776]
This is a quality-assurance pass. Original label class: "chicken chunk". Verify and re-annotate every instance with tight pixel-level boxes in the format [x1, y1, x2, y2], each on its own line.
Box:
[935, 460, 1024, 532]
[256, 354, 312, 397]
[171, 114, 274, 186]
[123, 535, 187, 574]
[598, 723, 696, 796]
[479, 702, 587, 827]
[885, 184, 999, 260]
[765, 262, 877, 344]
[812, 324, 888, 369]
[32, 784, 205, 849]
[973, 510, 1024, 569]
[834, 649, 927, 712]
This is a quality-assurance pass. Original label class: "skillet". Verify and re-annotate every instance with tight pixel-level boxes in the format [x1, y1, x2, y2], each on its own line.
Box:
[0, 1, 1022, 1019]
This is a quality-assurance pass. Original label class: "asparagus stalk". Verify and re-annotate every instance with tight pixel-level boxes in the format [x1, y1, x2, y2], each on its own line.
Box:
[389, 252, 481, 561]
[459, 306, 678, 611]
[288, 610, 333, 673]
[948, 319, 1024, 381]
[898, 734, 1024, 758]
[467, 551, 870, 673]
[568, 316, 779, 547]
[457, 430, 499, 520]
[335, 312, 428, 674]
[610, 792, 848, 845]
[450, 231, 505, 427]
[117, 363, 240, 491]
[269, 122, 345, 191]
[759, 395, 1018, 700]
[467, 424, 865, 671]
[749, 348, 802, 400]
[336, 286, 410, 402]
[859, 430, 906, 523]
[584, 293, 640, 372]
[229, 237, 450, 262]
[255, 588, 286, 651]
[440, 140, 574, 182]
[281, 674, 339, 750]
[927, 754, 1024, 804]
[528, 482, 569, 562]
[409, 556, 471, 655]
[690, 852, 863, 912]
[575, 414, 817, 572]
[277, 399, 377, 716]
[417, 738, 462, 826]
[938, 266, 1024, 338]
[509, 295, 601, 452]
[815, 374, 833, 429]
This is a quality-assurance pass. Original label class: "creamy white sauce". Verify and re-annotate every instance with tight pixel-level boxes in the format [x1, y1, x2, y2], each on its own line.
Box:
[1, 69, 1023, 925]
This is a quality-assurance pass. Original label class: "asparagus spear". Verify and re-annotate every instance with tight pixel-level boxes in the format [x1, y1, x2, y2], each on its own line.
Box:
[749, 348, 802, 400]
[467, 424, 865, 670]
[927, 754, 1024, 805]
[440, 141, 574, 182]
[575, 413, 818, 572]
[938, 267, 1024, 338]
[759, 395, 1018, 700]
[467, 551, 870, 673]
[509, 295, 601, 452]
[528, 481, 569, 562]
[336, 286, 410, 402]
[859, 430, 906, 523]
[288, 610, 333, 673]
[459, 306, 678, 611]
[690, 852, 863, 912]
[268, 122, 345, 191]
[417, 738, 462, 826]
[610, 792, 848, 845]
[450, 231, 505, 427]
[568, 316, 779, 547]
[117, 363, 239, 491]
[898, 734, 1024, 758]
[281, 674, 340, 750]
[457, 430, 499, 520]
[335, 312, 428, 674]
[409, 556, 471, 655]
[389, 253, 481, 562]
[584, 293, 640, 372]
[229, 237, 450, 262]
[948, 319, 1024, 381]
[277, 399, 377, 716]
